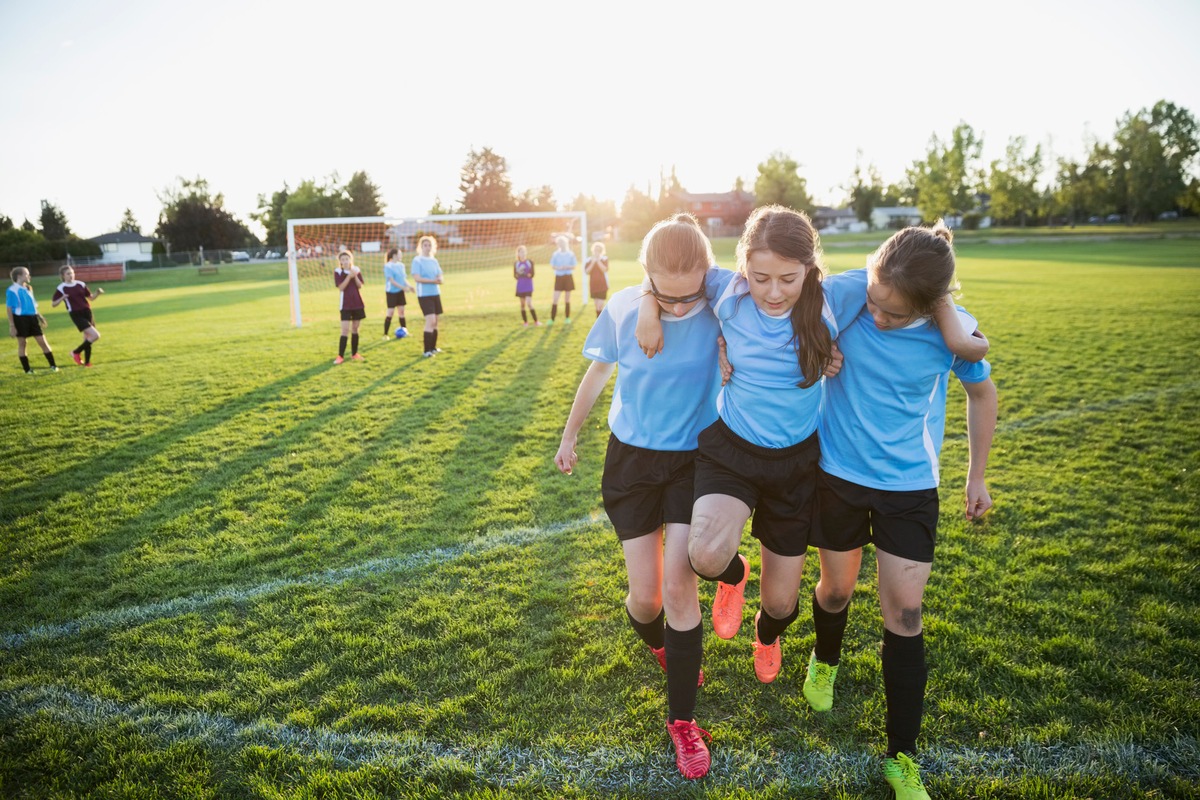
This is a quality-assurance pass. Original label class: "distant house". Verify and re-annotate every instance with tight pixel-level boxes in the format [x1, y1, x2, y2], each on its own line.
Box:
[88, 231, 161, 262]
[870, 207, 923, 230]
[812, 207, 867, 234]
[385, 220, 463, 250]
[672, 190, 756, 237]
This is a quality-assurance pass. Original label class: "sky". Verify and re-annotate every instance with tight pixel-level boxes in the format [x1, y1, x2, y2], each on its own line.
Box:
[2, 0, 1198, 240]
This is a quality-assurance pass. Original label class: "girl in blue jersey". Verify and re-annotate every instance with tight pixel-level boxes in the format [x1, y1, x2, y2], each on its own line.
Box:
[554, 214, 723, 780]
[802, 222, 996, 800]
[636, 206, 984, 687]
[6, 267, 58, 374]
[382, 247, 415, 340]
[548, 235, 577, 325]
[410, 236, 444, 357]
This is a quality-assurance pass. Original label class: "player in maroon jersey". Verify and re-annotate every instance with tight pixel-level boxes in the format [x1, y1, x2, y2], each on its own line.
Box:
[51, 266, 105, 367]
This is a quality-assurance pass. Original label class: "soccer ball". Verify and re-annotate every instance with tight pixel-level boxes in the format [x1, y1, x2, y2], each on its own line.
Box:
[395, 328, 409, 339]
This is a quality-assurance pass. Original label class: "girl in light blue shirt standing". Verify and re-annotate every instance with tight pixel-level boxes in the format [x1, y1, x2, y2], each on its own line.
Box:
[410, 236, 444, 357]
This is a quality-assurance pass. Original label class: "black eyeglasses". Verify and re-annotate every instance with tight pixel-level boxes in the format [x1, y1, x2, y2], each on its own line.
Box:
[647, 275, 707, 306]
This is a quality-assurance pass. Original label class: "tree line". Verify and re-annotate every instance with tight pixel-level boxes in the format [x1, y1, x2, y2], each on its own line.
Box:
[3, 98, 1195, 265]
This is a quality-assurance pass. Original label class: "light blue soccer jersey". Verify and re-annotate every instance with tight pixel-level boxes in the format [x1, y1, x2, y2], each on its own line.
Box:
[705, 267, 867, 449]
[582, 285, 721, 451]
[550, 250, 577, 276]
[384, 260, 409, 293]
[5, 283, 37, 315]
[818, 300, 992, 491]
[410, 256, 442, 297]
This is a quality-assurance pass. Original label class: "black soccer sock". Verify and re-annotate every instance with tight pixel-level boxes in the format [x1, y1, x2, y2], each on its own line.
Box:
[551, 304, 558, 321]
[625, 604, 665, 650]
[44, 351, 56, 368]
[432, 329, 438, 349]
[83, 341, 92, 364]
[530, 308, 538, 322]
[665, 622, 704, 723]
[565, 302, 571, 319]
[423, 331, 434, 352]
[399, 315, 406, 329]
[882, 629, 927, 758]
[338, 336, 347, 357]
[521, 309, 528, 323]
[384, 316, 391, 335]
[812, 594, 850, 666]
[351, 333, 359, 355]
[756, 601, 800, 646]
[73, 342, 85, 354]
[19, 356, 30, 373]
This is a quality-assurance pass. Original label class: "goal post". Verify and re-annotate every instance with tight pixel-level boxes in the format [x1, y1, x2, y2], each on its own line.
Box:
[286, 211, 588, 327]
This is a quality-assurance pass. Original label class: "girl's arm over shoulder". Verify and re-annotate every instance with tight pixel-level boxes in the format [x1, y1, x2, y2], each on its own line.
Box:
[634, 290, 663, 358]
[934, 295, 988, 362]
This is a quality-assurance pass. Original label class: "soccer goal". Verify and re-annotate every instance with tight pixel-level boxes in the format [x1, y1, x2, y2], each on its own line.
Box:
[286, 211, 587, 327]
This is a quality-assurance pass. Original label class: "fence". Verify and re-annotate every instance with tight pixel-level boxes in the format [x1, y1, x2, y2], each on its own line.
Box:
[3, 248, 288, 278]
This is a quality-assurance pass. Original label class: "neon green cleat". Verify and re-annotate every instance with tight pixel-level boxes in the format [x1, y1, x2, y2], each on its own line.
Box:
[883, 753, 931, 800]
[802, 649, 838, 711]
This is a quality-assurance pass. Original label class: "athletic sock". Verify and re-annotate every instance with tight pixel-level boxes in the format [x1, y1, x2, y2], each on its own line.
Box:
[399, 315, 406, 329]
[83, 341, 92, 364]
[44, 352, 56, 368]
[19, 356, 30, 373]
[551, 304, 558, 321]
[338, 336, 347, 357]
[882, 629, 927, 758]
[530, 308, 538, 322]
[715, 554, 746, 585]
[432, 330, 438, 349]
[665, 622, 703, 723]
[756, 601, 800, 646]
[625, 605, 665, 650]
[423, 331, 434, 352]
[351, 333, 359, 355]
[521, 309, 528, 323]
[812, 594, 850, 666]
[565, 302, 571, 319]
[73, 342, 85, 354]
[384, 317, 391, 335]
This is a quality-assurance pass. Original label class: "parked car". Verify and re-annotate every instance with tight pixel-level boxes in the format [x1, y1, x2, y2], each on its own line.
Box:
[1158, 210, 1179, 221]
[231, 251, 251, 262]
[1105, 214, 1122, 223]
[264, 250, 282, 259]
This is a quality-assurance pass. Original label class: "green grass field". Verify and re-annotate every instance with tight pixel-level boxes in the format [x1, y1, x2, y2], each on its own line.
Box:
[1, 236, 1198, 799]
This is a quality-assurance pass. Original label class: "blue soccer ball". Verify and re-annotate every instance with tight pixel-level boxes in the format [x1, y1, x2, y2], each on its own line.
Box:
[395, 328, 409, 339]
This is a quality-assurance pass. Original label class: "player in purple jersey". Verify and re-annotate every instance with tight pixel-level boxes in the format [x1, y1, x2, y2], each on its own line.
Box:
[554, 214, 721, 780]
[6, 266, 57, 374]
[51, 265, 105, 367]
[333, 250, 366, 364]
[513, 245, 540, 326]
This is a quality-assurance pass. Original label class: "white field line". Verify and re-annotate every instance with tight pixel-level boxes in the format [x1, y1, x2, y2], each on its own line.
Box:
[6, 381, 1199, 650]
[1, 515, 601, 650]
[0, 685, 1194, 790]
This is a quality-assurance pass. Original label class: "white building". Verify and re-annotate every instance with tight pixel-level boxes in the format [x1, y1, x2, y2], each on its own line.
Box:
[88, 231, 160, 262]
[869, 207, 923, 231]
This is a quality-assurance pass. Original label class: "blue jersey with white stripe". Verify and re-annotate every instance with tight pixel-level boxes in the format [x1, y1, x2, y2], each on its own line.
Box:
[384, 260, 409, 293]
[550, 250, 577, 276]
[410, 256, 442, 297]
[706, 267, 867, 448]
[6, 283, 37, 315]
[582, 285, 721, 451]
[818, 293, 992, 491]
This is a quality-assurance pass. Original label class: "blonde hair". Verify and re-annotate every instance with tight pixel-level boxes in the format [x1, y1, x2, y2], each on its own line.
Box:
[737, 205, 830, 389]
[516, 245, 527, 258]
[11, 266, 29, 282]
[419, 235, 438, 255]
[639, 213, 713, 277]
[59, 265, 75, 278]
[868, 220, 958, 319]
[555, 235, 569, 250]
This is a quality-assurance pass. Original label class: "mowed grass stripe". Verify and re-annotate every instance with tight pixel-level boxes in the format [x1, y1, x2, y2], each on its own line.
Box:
[2, 685, 1195, 791]
[0, 515, 600, 649]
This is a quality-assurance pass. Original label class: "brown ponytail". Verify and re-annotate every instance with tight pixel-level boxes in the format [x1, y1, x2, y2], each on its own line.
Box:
[868, 219, 959, 319]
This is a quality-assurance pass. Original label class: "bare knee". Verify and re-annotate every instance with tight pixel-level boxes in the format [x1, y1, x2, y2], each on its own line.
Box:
[818, 587, 853, 613]
[688, 521, 732, 578]
[626, 591, 661, 622]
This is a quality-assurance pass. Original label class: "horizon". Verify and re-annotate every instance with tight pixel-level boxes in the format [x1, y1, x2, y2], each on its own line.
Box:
[2, 0, 1199, 240]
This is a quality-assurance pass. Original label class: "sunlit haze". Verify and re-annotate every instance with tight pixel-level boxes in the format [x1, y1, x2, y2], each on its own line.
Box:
[2, 0, 1198, 239]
